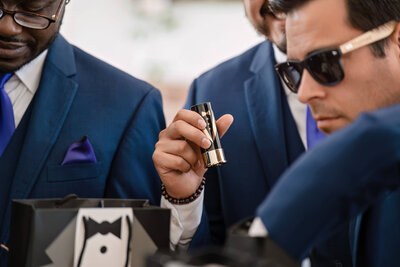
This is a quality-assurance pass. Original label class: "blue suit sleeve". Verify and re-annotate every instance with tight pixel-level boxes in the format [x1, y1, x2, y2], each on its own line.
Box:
[257, 105, 400, 259]
[105, 87, 165, 205]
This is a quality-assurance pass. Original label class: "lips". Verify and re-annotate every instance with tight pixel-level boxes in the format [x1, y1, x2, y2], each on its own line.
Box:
[315, 116, 341, 129]
[0, 39, 29, 59]
[315, 115, 337, 120]
[315, 115, 340, 122]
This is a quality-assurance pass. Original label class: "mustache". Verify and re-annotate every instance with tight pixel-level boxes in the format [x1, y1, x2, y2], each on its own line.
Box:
[0, 35, 30, 45]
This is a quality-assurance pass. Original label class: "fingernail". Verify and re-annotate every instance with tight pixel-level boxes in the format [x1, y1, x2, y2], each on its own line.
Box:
[198, 119, 206, 129]
[202, 138, 211, 149]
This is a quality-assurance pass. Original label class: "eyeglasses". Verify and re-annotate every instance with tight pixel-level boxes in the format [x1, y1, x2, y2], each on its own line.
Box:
[275, 20, 397, 93]
[0, 0, 69, 30]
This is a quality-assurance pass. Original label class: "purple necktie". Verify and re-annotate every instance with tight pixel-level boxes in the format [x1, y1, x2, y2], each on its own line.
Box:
[0, 73, 15, 157]
[306, 105, 326, 149]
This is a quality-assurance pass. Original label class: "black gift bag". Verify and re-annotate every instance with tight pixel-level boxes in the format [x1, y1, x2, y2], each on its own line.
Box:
[8, 195, 170, 267]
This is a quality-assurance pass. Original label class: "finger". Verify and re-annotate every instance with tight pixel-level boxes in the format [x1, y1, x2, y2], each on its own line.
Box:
[216, 114, 234, 138]
[156, 139, 199, 168]
[153, 149, 192, 174]
[172, 109, 207, 130]
[192, 142, 208, 176]
[163, 119, 211, 149]
[187, 140, 207, 168]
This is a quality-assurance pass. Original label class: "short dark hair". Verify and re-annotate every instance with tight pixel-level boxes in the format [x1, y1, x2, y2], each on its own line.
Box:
[270, 0, 400, 57]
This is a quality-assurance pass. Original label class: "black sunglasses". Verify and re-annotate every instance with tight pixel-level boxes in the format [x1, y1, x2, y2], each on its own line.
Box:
[275, 20, 397, 93]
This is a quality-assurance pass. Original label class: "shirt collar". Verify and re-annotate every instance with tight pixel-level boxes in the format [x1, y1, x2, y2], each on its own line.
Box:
[272, 44, 287, 65]
[14, 49, 48, 94]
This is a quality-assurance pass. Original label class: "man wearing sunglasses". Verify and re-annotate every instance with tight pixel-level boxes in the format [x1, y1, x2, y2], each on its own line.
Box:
[0, 0, 164, 265]
[252, 0, 400, 265]
[153, 0, 351, 266]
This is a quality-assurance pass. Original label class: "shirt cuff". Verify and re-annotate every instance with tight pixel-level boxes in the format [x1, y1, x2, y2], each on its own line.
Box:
[161, 189, 204, 250]
[248, 217, 269, 237]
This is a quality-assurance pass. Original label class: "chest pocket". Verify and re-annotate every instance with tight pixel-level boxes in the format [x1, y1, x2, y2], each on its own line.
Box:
[47, 162, 103, 182]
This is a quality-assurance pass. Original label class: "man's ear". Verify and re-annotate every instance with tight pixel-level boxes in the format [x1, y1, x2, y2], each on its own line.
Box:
[391, 22, 400, 58]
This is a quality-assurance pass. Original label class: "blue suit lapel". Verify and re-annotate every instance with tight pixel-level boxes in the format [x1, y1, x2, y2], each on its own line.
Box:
[244, 42, 290, 187]
[9, 35, 78, 201]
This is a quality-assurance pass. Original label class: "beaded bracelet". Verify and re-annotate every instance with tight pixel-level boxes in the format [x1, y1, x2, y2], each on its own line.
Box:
[161, 177, 206, 205]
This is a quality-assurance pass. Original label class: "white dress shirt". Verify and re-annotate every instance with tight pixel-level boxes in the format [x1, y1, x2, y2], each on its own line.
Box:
[5, 50, 48, 128]
[162, 44, 308, 251]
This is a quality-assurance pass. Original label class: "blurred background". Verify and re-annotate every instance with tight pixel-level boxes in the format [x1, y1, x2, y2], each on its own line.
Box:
[61, 0, 264, 124]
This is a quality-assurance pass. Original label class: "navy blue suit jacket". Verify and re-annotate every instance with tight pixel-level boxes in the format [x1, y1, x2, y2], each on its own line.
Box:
[0, 35, 165, 264]
[185, 41, 305, 246]
[257, 104, 400, 266]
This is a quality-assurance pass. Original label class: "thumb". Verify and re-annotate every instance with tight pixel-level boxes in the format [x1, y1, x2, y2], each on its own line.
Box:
[216, 114, 234, 138]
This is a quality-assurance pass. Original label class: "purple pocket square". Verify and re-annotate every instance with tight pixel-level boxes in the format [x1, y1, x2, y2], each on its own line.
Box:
[61, 136, 97, 165]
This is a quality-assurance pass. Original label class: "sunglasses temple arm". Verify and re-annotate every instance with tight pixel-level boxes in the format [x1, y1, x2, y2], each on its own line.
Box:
[339, 20, 397, 55]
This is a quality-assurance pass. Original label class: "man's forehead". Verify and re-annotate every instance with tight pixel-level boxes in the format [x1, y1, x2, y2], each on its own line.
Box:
[285, 0, 354, 60]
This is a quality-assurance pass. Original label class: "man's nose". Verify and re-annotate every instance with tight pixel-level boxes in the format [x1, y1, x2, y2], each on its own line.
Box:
[0, 13, 23, 36]
[297, 70, 326, 104]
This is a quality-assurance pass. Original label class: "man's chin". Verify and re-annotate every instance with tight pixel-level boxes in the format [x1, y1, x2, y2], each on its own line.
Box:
[0, 46, 45, 73]
[0, 60, 29, 73]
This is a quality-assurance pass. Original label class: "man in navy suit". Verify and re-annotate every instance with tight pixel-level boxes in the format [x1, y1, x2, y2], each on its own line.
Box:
[254, 0, 400, 266]
[153, 0, 303, 248]
[0, 0, 164, 264]
[153, 1, 351, 265]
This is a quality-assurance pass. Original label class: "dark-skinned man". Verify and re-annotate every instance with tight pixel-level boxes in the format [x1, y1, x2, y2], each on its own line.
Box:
[0, 1, 164, 265]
